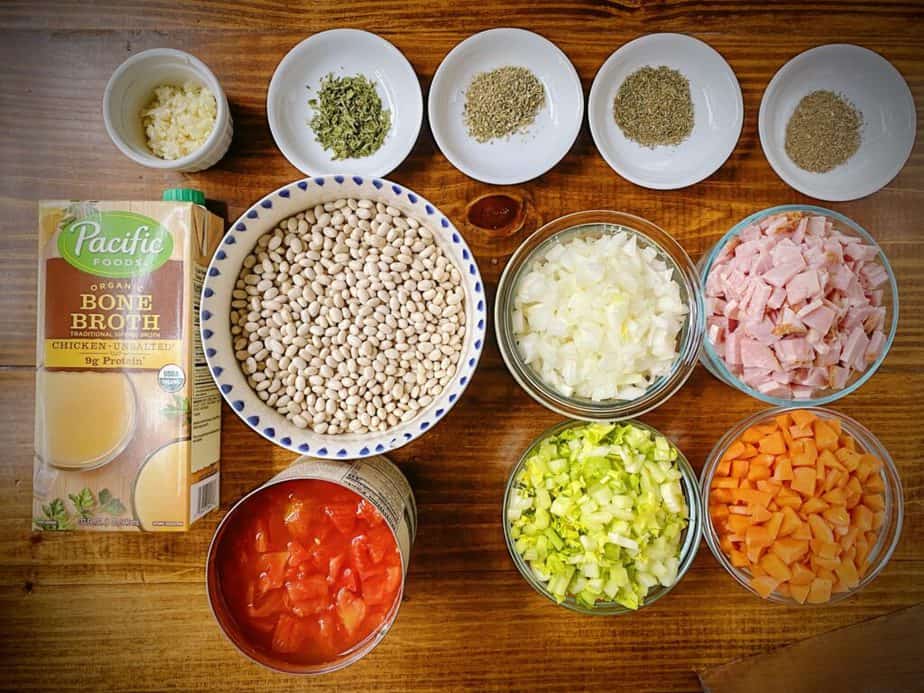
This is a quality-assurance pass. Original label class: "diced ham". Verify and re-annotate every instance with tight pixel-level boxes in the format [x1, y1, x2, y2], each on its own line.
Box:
[740, 337, 781, 371]
[762, 260, 805, 288]
[840, 325, 870, 372]
[800, 304, 836, 336]
[774, 337, 813, 369]
[786, 269, 821, 305]
[767, 286, 786, 310]
[866, 329, 886, 363]
[705, 210, 890, 399]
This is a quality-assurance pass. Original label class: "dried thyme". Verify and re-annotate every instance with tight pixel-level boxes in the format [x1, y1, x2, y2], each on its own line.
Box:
[308, 73, 391, 159]
[613, 66, 694, 147]
[464, 66, 545, 143]
[785, 90, 862, 173]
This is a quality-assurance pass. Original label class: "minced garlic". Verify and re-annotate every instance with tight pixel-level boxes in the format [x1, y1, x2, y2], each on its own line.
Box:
[141, 81, 216, 160]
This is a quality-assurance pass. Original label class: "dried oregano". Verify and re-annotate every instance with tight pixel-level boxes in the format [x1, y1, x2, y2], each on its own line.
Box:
[464, 66, 546, 143]
[308, 73, 391, 159]
[613, 66, 694, 148]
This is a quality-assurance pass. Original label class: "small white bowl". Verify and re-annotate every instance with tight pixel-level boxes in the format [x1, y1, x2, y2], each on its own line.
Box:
[759, 44, 916, 202]
[588, 33, 743, 190]
[200, 175, 487, 460]
[103, 48, 233, 172]
[428, 28, 583, 185]
[267, 29, 422, 178]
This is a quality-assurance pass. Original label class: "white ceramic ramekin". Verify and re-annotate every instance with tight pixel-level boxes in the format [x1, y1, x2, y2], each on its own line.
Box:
[103, 48, 233, 172]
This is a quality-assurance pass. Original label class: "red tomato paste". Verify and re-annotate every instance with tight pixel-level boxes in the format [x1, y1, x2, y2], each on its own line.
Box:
[215, 479, 402, 665]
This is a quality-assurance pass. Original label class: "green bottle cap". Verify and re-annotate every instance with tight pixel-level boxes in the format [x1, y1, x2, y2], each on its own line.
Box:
[162, 188, 206, 205]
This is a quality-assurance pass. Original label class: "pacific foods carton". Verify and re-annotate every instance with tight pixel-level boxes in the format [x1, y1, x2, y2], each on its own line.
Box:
[33, 199, 222, 531]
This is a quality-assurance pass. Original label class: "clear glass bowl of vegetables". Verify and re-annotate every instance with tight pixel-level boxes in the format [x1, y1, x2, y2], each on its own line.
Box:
[503, 420, 703, 614]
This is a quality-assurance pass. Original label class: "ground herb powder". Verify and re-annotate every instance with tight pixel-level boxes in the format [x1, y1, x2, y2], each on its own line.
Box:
[463, 66, 545, 143]
[308, 73, 391, 160]
[613, 65, 694, 148]
[785, 90, 862, 173]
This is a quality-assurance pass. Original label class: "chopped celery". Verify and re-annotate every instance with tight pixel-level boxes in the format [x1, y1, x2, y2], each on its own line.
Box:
[508, 422, 689, 609]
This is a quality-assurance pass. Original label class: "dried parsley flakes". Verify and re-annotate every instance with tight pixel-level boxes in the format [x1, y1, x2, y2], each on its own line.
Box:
[613, 66, 694, 148]
[463, 66, 546, 143]
[785, 90, 862, 173]
[308, 73, 391, 160]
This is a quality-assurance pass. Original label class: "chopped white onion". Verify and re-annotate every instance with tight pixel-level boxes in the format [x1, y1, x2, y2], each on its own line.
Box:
[512, 231, 688, 401]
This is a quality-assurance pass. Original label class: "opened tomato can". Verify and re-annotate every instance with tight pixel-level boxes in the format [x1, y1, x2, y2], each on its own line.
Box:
[206, 456, 416, 674]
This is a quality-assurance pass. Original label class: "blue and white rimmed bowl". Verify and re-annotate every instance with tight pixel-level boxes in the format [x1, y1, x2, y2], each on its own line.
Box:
[698, 204, 899, 406]
[201, 175, 487, 459]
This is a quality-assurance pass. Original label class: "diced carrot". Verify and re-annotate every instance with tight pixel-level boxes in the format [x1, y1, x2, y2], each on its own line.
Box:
[834, 559, 860, 589]
[721, 440, 746, 462]
[779, 506, 802, 537]
[739, 479, 753, 490]
[807, 577, 834, 604]
[872, 511, 885, 531]
[776, 582, 792, 598]
[745, 524, 772, 563]
[710, 504, 730, 521]
[790, 410, 817, 429]
[729, 505, 751, 516]
[801, 497, 830, 515]
[852, 505, 873, 532]
[810, 540, 840, 560]
[864, 474, 885, 494]
[773, 457, 794, 481]
[791, 468, 817, 497]
[826, 417, 842, 436]
[855, 536, 870, 568]
[823, 506, 850, 527]
[756, 479, 783, 494]
[730, 549, 749, 568]
[719, 534, 735, 553]
[717, 458, 731, 477]
[760, 553, 793, 582]
[840, 527, 859, 551]
[768, 501, 780, 512]
[726, 515, 751, 535]
[843, 546, 857, 564]
[813, 421, 839, 451]
[792, 521, 813, 541]
[813, 555, 841, 572]
[736, 488, 773, 508]
[808, 514, 835, 544]
[759, 432, 786, 456]
[766, 512, 784, 542]
[856, 454, 882, 482]
[772, 538, 809, 564]
[711, 488, 735, 504]
[750, 563, 767, 578]
[789, 425, 813, 439]
[835, 447, 861, 472]
[790, 582, 810, 604]
[815, 566, 836, 583]
[774, 413, 792, 430]
[750, 505, 772, 523]
[713, 476, 738, 489]
[740, 444, 759, 459]
[781, 425, 795, 449]
[731, 459, 749, 479]
[823, 469, 843, 493]
[750, 575, 780, 598]
[748, 463, 771, 481]
[790, 562, 815, 586]
[840, 435, 856, 452]
[823, 487, 847, 506]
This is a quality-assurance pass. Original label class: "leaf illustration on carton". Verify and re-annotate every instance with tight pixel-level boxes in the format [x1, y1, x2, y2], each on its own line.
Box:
[98, 489, 126, 516]
[161, 395, 190, 418]
[35, 498, 75, 531]
[68, 487, 97, 520]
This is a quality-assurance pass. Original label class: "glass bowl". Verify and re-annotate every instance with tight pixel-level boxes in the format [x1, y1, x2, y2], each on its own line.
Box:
[698, 204, 899, 406]
[502, 419, 703, 615]
[700, 406, 903, 605]
[495, 210, 705, 421]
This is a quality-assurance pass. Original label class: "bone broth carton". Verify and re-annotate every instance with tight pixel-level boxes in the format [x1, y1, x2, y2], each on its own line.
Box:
[33, 194, 222, 531]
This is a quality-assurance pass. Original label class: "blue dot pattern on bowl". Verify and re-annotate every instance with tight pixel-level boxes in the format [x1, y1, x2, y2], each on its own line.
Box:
[200, 175, 488, 459]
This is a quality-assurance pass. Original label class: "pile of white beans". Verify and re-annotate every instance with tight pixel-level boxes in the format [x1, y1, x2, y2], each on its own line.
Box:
[230, 198, 465, 435]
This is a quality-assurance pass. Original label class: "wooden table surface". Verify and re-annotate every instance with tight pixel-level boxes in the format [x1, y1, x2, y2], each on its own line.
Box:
[1, 2, 922, 691]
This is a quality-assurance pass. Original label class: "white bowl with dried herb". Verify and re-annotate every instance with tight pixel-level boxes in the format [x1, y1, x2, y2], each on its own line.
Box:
[428, 28, 583, 185]
[759, 44, 915, 202]
[267, 29, 423, 177]
[588, 33, 743, 190]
